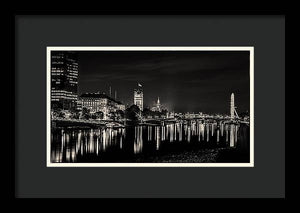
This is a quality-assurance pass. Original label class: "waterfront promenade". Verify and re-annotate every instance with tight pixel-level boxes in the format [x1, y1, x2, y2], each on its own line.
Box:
[52, 116, 249, 129]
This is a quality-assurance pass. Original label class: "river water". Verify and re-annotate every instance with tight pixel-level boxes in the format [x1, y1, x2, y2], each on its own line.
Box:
[51, 120, 250, 163]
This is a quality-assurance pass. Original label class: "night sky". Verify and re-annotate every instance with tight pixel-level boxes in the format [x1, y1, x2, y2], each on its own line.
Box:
[77, 51, 250, 114]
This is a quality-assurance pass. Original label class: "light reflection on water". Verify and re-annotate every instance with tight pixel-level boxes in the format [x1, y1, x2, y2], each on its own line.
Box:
[51, 120, 244, 163]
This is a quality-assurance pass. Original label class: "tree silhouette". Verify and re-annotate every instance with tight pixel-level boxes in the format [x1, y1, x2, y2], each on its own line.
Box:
[125, 105, 140, 120]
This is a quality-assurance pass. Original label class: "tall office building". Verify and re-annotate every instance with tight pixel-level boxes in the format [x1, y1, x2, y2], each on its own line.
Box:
[51, 51, 78, 110]
[134, 83, 143, 110]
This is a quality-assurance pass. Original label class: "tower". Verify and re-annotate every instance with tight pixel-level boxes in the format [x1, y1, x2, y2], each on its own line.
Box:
[156, 97, 161, 112]
[51, 51, 78, 110]
[134, 83, 143, 110]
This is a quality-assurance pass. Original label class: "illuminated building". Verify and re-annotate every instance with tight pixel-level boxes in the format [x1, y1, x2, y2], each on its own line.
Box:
[51, 52, 78, 110]
[79, 92, 125, 118]
[134, 83, 143, 110]
[151, 97, 162, 112]
[116, 101, 126, 111]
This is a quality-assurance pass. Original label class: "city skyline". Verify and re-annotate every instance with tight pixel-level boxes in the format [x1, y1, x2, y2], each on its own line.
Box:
[48, 47, 252, 166]
[77, 51, 250, 114]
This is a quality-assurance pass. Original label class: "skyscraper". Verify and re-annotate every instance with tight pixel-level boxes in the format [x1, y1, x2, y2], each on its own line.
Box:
[134, 83, 143, 110]
[51, 51, 78, 110]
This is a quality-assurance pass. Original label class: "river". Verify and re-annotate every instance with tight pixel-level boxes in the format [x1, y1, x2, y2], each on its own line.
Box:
[51, 120, 250, 163]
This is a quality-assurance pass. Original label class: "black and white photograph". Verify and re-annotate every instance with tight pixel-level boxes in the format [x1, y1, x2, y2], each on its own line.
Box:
[13, 12, 286, 199]
[47, 47, 253, 167]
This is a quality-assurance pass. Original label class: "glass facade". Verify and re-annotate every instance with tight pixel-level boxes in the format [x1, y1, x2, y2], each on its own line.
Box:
[51, 52, 78, 110]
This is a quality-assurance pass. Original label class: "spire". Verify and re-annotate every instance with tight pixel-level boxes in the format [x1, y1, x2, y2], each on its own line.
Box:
[157, 97, 160, 104]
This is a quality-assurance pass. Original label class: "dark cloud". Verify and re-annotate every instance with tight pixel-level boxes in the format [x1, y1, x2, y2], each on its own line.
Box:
[77, 51, 250, 114]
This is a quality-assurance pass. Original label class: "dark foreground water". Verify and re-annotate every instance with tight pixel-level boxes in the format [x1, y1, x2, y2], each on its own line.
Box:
[51, 120, 250, 163]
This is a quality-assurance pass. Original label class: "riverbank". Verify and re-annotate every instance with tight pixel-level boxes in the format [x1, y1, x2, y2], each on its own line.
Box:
[135, 147, 249, 163]
[52, 118, 125, 129]
[52, 118, 161, 129]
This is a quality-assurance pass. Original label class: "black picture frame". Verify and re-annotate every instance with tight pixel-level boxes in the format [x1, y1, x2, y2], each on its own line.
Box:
[11, 9, 287, 200]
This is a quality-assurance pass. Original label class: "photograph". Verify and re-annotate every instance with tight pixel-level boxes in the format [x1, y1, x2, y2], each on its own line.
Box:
[12, 11, 286, 200]
[47, 47, 254, 167]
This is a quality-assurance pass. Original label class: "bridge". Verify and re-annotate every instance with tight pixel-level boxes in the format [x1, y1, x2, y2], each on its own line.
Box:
[136, 92, 249, 126]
